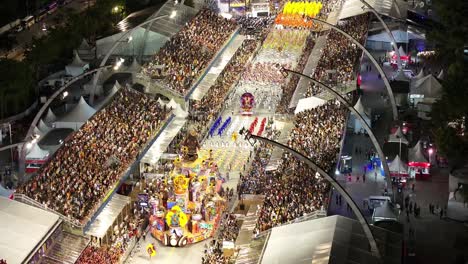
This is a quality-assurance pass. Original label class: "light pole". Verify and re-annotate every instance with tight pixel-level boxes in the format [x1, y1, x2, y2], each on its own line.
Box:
[89, 14, 170, 104]
[283, 68, 394, 200]
[239, 130, 383, 261]
[309, 17, 399, 121]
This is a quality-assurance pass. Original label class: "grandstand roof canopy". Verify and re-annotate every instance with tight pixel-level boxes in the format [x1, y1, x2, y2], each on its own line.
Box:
[261, 215, 402, 264]
[339, 0, 404, 20]
[0, 196, 60, 264]
[85, 194, 131, 239]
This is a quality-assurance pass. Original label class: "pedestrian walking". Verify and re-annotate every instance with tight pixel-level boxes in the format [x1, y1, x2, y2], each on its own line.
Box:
[338, 195, 342, 206]
[356, 175, 360, 182]
[440, 208, 444, 219]
[363, 173, 366, 182]
[429, 203, 433, 214]
[374, 171, 377, 181]
[412, 183, 415, 192]
[409, 202, 413, 213]
[336, 194, 339, 205]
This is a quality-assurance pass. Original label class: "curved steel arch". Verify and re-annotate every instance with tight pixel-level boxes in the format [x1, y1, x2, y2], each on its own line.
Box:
[310, 17, 398, 121]
[284, 68, 394, 199]
[241, 132, 382, 261]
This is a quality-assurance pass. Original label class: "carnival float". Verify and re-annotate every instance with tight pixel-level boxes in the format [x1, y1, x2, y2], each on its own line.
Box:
[149, 131, 226, 247]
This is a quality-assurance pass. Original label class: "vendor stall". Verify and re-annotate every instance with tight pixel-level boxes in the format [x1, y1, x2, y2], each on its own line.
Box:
[408, 140, 430, 180]
[388, 155, 408, 186]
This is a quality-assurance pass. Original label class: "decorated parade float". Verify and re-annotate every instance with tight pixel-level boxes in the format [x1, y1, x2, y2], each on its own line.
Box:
[149, 131, 226, 247]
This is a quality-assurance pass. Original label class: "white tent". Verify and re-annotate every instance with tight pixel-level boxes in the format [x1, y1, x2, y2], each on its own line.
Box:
[388, 155, 408, 176]
[157, 97, 167, 107]
[0, 196, 60, 264]
[398, 46, 407, 57]
[350, 97, 371, 133]
[56, 97, 96, 130]
[33, 126, 44, 137]
[166, 98, 178, 110]
[38, 119, 52, 133]
[388, 126, 409, 145]
[393, 69, 410, 81]
[127, 58, 141, 72]
[65, 51, 90, 77]
[26, 143, 49, 162]
[44, 108, 57, 124]
[437, 69, 444, 80]
[294, 96, 327, 114]
[414, 69, 424, 80]
[411, 74, 442, 102]
[173, 104, 188, 118]
[408, 140, 428, 163]
[79, 39, 90, 50]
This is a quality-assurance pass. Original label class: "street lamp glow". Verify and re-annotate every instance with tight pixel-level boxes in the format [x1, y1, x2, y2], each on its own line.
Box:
[428, 148, 434, 155]
[170, 10, 177, 19]
[26, 143, 32, 149]
[63, 91, 69, 99]
[128, 36, 133, 43]
[113, 6, 119, 12]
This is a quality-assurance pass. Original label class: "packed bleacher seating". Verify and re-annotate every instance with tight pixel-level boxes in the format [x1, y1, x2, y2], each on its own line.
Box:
[18, 88, 170, 223]
[141, 9, 237, 95]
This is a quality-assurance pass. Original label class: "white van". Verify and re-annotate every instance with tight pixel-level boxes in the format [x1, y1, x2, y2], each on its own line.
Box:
[366, 195, 392, 212]
[372, 201, 398, 223]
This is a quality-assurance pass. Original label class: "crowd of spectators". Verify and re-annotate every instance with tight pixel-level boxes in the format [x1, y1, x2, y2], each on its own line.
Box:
[241, 62, 287, 85]
[76, 246, 121, 264]
[237, 16, 274, 36]
[141, 9, 237, 95]
[201, 214, 240, 264]
[18, 88, 170, 222]
[276, 34, 317, 113]
[189, 39, 258, 135]
[306, 14, 369, 97]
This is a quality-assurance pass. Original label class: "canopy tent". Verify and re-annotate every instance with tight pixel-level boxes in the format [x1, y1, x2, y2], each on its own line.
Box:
[44, 108, 58, 124]
[173, 103, 188, 118]
[388, 155, 408, 177]
[414, 69, 424, 80]
[157, 97, 167, 107]
[166, 98, 178, 110]
[126, 58, 141, 72]
[26, 143, 49, 163]
[388, 126, 409, 145]
[410, 74, 442, 104]
[261, 215, 402, 264]
[65, 51, 90, 77]
[33, 126, 44, 137]
[79, 39, 91, 50]
[38, 119, 52, 133]
[408, 140, 428, 164]
[294, 96, 327, 114]
[398, 46, 407, 57]
[393, 69, 410, 82]
[437, 69, 444, 80]
[85, 194, 131, 240]
[56, 97, 96, 130]
[83, 69, 109, 96]
[350, 97, 371, 133]
[0, 196, 60, 264]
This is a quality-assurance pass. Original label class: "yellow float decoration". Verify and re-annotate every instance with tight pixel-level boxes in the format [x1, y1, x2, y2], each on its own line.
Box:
[146, 243, 156, 257]
[165, 205, 188, 228]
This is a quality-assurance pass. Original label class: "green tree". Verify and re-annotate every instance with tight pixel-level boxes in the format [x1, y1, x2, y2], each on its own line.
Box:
[428, 0, 468, 169]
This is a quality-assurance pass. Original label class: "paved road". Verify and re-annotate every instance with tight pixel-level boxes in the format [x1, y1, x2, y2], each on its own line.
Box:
[3, 0, 93, 61]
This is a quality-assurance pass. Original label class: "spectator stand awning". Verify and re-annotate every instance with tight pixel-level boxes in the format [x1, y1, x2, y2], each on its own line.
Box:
[388, 154, 408, 177]
[350, 97, 372, 133]
[0, 196, 61, 264]
[260, 215, 402, 264]
[93, 81, 122, 110]
[85, 194, 131, 240]
[339, 0, 404, 20]
[65, 51, 90, 77]
[294, 96, 327, 114]
[55, 97, 97, 130]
